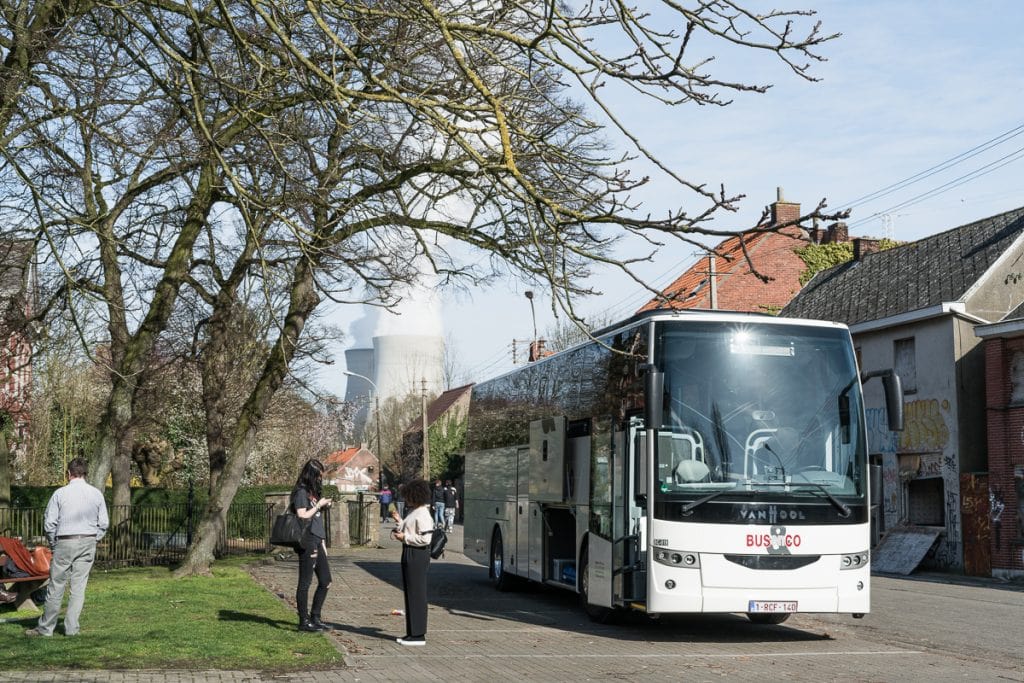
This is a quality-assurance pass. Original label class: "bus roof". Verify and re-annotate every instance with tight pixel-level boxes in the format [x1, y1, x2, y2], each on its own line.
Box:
[473, 308, 850, 386]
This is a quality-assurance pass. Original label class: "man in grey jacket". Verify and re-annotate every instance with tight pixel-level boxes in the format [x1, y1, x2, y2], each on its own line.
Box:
[25, 457, 109, 637]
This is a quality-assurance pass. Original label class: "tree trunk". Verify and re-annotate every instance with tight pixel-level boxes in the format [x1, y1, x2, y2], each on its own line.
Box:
[202, 306, 233, 492]
[88, 163, 217, 488]
[176, 258, 321, 576]
[0, 433, 10, 508]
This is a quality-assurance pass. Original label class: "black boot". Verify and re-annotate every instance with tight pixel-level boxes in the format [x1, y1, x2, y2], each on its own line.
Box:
[298, 619, 321, 632]
[309, 616, 330, 631]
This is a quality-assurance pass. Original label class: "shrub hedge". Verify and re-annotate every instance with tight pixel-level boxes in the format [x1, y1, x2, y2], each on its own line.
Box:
[9, 484, 340, 510]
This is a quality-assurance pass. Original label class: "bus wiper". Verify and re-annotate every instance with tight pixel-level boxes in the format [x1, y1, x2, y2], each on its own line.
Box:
[788, 482, 852, 518]
[680, 488, 750, 516]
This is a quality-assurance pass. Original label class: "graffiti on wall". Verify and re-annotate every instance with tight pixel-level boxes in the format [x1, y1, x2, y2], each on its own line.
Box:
[990, 488, 1006, 551]
[867, 398, 961, 569]
[899, 399, 951, 452]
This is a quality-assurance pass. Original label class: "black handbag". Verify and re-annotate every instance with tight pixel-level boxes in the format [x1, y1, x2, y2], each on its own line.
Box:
[428, 528, 447, 559]
[270, 510, 309, 549]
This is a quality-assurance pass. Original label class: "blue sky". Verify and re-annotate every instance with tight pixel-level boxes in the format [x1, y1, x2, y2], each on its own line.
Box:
[324, 1, 1024, 399]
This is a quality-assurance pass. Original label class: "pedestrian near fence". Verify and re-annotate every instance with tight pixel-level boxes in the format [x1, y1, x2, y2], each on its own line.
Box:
[379, 485, 393, 522]
[391, 479, 433, 646]
[291, 459, 333, 632]
[25, 457, 109, 637]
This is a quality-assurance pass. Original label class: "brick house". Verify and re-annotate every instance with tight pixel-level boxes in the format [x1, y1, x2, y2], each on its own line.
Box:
[638, 190, 853, 314]
[783, 206, 1024, 574]
[323, 445, 379, 492]
[398, 383, 473, 483]
[0, 241, 33, 459]
[975, 317, 1024, 580]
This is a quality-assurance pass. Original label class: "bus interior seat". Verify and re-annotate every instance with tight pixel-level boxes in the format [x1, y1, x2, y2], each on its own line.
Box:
[674, 459, 710, 483]
[666, 431, 708, 483]
[744, 428, 778, 476]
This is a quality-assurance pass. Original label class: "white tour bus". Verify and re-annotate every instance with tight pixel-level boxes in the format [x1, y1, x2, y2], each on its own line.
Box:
[462, 309, 903, 623]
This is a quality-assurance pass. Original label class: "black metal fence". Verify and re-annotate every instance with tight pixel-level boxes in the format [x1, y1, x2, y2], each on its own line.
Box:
[1, 503, 275, 569]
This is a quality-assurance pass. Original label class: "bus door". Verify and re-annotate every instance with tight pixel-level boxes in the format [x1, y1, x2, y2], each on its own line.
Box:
[515, 445, 529, 578]
[586, 419, 614, 609]
[611, 415, 646, 606]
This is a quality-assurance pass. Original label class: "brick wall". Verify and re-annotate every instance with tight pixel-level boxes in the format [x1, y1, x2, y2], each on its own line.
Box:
[984, 336, 1024, 575]
[714, 229, 808, 313]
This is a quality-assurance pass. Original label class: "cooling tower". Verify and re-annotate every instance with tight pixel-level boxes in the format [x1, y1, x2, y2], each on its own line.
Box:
[344, 347, 375, 442]
[372, 334, 445, 400]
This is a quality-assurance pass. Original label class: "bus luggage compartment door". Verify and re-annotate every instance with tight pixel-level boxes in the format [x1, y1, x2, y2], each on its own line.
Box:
[587, 535, 614, 608]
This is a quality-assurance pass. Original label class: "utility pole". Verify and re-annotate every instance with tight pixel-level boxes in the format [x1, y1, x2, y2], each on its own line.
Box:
[421, 377, 430, 480]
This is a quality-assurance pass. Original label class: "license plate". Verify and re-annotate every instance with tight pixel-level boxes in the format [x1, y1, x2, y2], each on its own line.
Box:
[748, 600, 797, 613]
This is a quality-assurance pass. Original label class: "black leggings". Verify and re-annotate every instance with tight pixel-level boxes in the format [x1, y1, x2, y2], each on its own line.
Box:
[296, 539, 332, 622]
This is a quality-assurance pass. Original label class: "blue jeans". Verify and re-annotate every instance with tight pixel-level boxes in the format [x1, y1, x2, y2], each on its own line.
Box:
[37, 537, 97, 636]
[433, 503, 445, 527]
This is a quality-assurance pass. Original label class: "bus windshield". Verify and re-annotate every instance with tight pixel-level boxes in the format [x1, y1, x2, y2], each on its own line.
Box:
[653, 321, 866, 513]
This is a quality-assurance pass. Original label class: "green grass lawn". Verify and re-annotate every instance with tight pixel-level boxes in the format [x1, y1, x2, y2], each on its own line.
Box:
[0, 558, 342, 670]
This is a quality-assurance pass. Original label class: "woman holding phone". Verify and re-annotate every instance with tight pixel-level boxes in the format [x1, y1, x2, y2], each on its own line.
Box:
[292, 459, 333, 632]
[390, 479, 433, 646]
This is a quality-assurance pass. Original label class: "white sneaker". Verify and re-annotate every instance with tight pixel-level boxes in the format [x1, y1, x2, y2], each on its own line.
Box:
[397, 636, 426, 646]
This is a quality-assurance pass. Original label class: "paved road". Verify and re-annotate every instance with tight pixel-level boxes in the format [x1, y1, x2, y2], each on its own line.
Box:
[4, 523, 1022, 682]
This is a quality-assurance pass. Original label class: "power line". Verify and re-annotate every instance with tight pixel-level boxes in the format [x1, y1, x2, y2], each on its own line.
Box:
[848, 144, 1024, 230]
[836, 122, 1024, 211]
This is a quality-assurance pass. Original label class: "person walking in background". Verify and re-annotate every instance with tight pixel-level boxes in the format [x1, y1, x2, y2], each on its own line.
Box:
[431, 479, 445, 529]
[443, 480, 458, 533]
[390, 479, 434, 646]
[394, 486, 405, 520]
[379, 484, 393, 522]
[291, 459, 333, 632]
[25, 457, 108, 637]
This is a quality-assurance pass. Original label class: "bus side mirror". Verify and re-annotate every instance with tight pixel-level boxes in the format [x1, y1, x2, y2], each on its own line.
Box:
[644, 368, 664, 428]
[861, 369, 904, 432]
[882, 372, 904, 432]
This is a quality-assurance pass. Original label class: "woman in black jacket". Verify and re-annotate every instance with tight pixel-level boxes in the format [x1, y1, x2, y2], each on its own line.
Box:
[292, 459, 333, 632]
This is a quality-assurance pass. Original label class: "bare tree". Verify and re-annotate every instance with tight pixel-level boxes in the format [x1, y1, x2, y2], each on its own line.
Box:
[0, 1, 847, 573]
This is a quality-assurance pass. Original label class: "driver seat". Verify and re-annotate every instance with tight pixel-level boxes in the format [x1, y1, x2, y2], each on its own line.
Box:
[674, 459, 710, 483]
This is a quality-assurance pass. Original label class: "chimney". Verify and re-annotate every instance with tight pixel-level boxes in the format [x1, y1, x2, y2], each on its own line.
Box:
[528, 339, 547, 362]
[826, 222, 849, 244]
[807, 217, 821, 244]
[853, 238, 881, 261]
[770, 186, 801, 227]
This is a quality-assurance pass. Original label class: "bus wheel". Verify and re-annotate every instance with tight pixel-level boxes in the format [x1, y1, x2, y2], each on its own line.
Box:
[579, 546, 613, 623]
[490, 529, 514, 591]
[747, 612, 791, 625]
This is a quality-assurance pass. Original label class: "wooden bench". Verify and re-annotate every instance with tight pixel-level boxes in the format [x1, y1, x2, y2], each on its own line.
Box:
[1, 573, 49, 611]
[1, 536, 50, 611]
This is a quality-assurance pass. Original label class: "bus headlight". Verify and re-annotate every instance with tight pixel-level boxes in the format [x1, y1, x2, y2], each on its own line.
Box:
[654, 548, 700, 568]
[840, 551, 869, 570]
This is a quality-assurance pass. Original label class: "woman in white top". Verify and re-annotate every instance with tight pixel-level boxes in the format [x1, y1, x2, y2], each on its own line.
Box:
[390, 479, 434, 646]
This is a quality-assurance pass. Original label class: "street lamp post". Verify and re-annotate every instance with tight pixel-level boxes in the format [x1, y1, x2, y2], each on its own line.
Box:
[525, 290, 538, 361]
[343, 370, 383, 491]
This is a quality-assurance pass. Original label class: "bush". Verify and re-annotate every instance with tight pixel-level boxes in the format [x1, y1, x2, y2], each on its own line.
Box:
[8, 483, 337, 510]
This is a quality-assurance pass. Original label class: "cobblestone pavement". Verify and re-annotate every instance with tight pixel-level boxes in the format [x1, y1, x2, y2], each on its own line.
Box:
[3, 522, 1022, 682]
